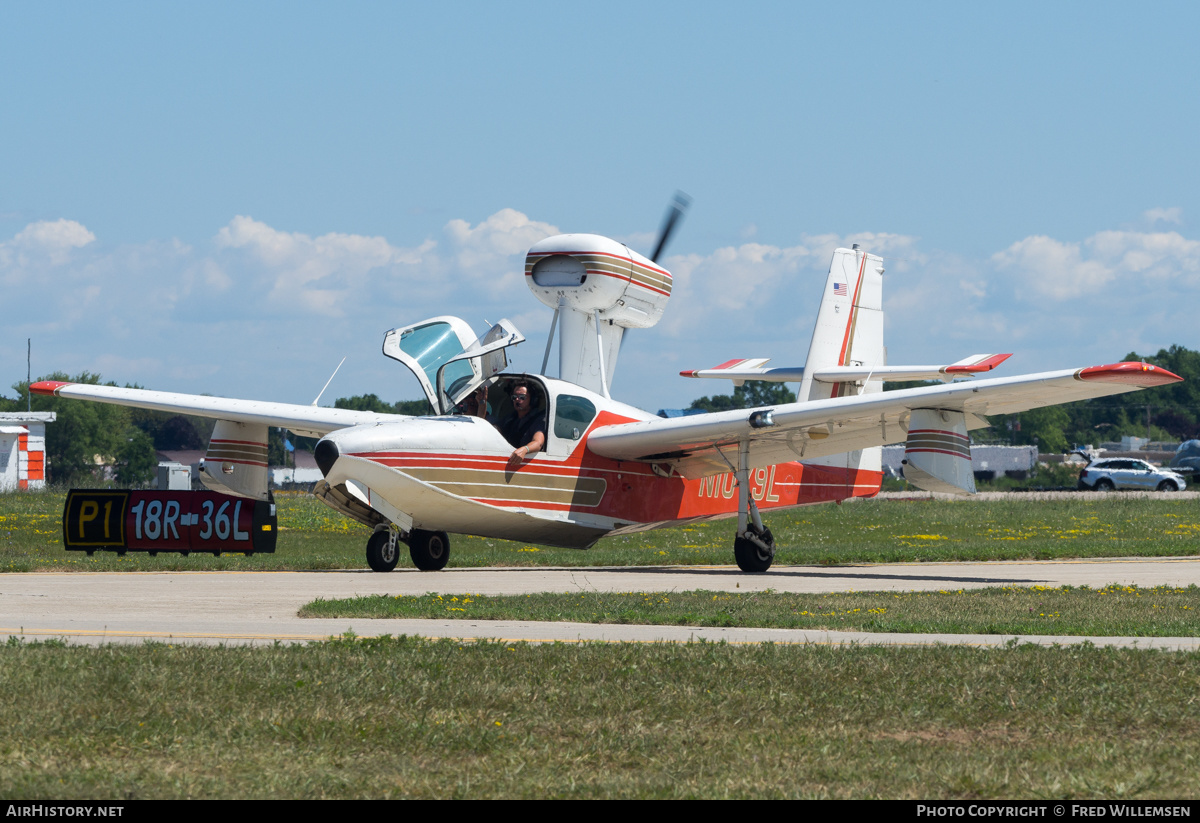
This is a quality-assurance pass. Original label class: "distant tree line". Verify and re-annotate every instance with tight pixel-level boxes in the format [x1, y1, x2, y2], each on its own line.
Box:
[977, 345, 1200, 452]
[5, 346, 1198, 486]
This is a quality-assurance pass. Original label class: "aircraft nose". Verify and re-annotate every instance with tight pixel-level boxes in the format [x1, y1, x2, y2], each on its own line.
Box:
[314, 437, 340, 477]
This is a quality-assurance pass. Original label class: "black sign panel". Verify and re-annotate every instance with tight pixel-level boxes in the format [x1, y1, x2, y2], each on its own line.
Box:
[63, 490, 277, 555]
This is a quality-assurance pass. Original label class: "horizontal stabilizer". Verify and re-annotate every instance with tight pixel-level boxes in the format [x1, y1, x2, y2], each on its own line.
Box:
[679, 353, 1012, 385]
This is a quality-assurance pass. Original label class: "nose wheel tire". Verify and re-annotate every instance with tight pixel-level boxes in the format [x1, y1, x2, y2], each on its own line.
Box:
[734, 527, 774, 573]
[366, 530, 399, 572]
[409, 529, 451, 571]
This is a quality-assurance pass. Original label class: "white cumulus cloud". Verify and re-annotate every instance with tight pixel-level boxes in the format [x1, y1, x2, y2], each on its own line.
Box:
[14, 218, 95, 252]
[443, 208, 559, 297]
[0, 218, 96, 269]
[213, 215, 436, 315]
[993, 229, 1200, 301]
[659, 232, 923, 337]
[1144, 207, 1183, 225]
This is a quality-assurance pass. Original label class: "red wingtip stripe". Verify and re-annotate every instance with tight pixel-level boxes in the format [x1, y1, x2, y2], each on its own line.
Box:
[29, 380, 72, 396]
[944, 353, 1013, 373]
[1075, 362, 1184, 387]
[710, 358, 748, 370]
[679, 370, 698, 378]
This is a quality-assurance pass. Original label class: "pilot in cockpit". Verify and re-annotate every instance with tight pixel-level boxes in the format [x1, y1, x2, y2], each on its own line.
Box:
[458, 386, 488, 419]
[462, 380, 545, 464]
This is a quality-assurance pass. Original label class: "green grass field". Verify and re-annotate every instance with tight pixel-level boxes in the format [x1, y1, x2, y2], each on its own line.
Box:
[301, 584, 1200, 637]
[1, 637, 1198, 799]
[2, 488, 1198, 572]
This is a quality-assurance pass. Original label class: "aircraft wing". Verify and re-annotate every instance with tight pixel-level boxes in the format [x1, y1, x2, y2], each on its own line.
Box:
[29, 381, 399, 438]
[586, 362, 1182, 478]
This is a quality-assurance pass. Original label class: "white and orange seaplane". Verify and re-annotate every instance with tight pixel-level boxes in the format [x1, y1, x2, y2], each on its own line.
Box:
[32, 201, 1181, 572]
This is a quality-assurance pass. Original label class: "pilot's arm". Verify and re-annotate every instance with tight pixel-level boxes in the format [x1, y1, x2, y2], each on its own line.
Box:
[509, 413, 547, 463]
[511, 429, 545, 462]
[472, 385, 489, 420]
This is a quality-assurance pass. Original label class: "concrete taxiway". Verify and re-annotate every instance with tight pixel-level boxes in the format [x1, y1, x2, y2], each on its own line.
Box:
[2, 557, 1198, 649]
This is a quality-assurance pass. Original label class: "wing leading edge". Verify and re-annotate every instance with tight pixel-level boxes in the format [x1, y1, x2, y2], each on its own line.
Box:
[586, 362, 1182, 479]
[29, 381, 398, 438]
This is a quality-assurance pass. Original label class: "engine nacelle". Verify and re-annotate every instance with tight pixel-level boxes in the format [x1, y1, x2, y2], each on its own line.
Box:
[526, 234, 672, 328]
[525, 234, 673, 396]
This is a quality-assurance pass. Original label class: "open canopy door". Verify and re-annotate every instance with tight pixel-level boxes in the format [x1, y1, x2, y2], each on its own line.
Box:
[382, 316, 525, 414]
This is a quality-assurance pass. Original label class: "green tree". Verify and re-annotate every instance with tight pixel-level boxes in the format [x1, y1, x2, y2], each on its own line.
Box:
[115, 429, 157, 486]
[334, 394, 432, 416]
[688, 381, 796, 413]
[10, 372, 139, 486]
[395, 399, 433, 416]
[334, 393, 395, 414]
[128, 407, 210, 450]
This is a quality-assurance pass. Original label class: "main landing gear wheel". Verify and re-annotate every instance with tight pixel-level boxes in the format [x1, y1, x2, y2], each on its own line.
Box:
[409, 529, 450, 571]
[366, 530, 399, 573]
[734, 527, 775, 573]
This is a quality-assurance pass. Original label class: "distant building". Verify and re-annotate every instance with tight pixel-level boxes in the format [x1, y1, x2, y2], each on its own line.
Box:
[271, 450, 322, 487]
[0, 412, 56, 491]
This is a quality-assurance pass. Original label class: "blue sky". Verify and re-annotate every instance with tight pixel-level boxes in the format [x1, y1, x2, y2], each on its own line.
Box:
[3, 1, 1199, 411]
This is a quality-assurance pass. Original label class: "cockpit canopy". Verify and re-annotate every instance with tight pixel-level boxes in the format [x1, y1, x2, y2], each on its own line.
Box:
[382, 316, 525, 414]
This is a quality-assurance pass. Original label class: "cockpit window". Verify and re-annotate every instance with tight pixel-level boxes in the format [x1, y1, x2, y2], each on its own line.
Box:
[398, 323, 472, 391]
[554, 394, 597, 440]
[397, 322, 476, 399]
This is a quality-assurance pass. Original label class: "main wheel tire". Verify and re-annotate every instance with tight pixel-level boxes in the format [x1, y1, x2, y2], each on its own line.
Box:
[366, 530, 399, 572]
[409, 529, 450, 571]
[734, 529, 774, 573]
[1094, 478, 1115, 491]
[1157, 480, 1179, 492]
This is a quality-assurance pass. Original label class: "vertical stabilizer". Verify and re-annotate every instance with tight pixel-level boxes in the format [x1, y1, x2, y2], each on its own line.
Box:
[799, 246, 886, 402]
[800, 246, 885, 478]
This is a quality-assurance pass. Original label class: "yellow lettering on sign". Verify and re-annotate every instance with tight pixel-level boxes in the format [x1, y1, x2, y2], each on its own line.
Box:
[103, 500, 112, 538]
[79, 501, 98, 538]
[699, 475, 718, 499]
[721, 473, 737, 499]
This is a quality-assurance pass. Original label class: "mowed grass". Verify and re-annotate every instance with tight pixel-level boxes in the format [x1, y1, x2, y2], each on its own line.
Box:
[1, 638, 1199, 799]
[301, 584, 1200, 637]
[3, 488, 1199, 572]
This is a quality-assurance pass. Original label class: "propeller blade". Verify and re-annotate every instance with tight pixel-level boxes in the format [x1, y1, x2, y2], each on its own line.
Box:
[650, 190, 691, 263]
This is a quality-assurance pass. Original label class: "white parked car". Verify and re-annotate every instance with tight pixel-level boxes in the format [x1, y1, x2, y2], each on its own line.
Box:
[1077, 458, 1187, 492]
